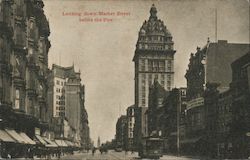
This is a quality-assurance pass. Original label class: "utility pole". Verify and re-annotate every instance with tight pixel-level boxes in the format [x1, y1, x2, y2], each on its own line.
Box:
[177, 89, 181, 156]
[215, 7, 218, 42]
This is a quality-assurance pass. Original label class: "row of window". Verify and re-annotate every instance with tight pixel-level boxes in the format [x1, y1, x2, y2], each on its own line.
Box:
[56, 88, 65, 93]
[141, 73, 171, 82]
[138, 43, 173, 51]
[56, 101, 65, 105]
[140, 59, 172, 72]
[139, 36, 172, 42]
[56, 106, 65, 111]
[56, 80, 65, 86]
[56, 112, 65, 117]
[56, 95, 65, 100]
[141, 73, 172, 88]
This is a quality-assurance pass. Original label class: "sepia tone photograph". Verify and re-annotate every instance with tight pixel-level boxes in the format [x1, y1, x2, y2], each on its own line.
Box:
[0, 0, 249, 159]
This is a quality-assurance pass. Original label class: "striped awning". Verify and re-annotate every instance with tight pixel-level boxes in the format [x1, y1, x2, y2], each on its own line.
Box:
[19, 132, 36, 145]
[65, 140, 75, 147]
[43, 137, 58, 147]
[5, 129, 27, 144]
[55, 139, 68, 147]
[35, 135, 47, 145]
[0, 130, 16, 143]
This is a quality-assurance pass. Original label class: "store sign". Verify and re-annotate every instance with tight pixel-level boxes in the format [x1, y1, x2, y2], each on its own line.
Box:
[186, 97, 204, 110]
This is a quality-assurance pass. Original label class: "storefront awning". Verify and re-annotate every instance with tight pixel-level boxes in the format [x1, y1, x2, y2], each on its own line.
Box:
[43, 137, 58, 147]
[19, 132, 36, 145]
[55, 139, 68, 147]
[5, 129, 28, 144]
[35, 135, 47, 145]
[65, 140, 74, 147]
[74, 142, 81, 147]
[0, 130, 16, 143]
[180, 136, 202, 144]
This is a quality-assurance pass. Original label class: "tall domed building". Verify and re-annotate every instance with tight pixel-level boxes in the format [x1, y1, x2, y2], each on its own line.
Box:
[133, 4, 176, 147]
[133, 4, 176, 108]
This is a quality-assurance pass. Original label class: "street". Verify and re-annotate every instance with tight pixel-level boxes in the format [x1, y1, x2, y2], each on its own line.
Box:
[60, 151, 198, 160]
[61, 150, 137, 160]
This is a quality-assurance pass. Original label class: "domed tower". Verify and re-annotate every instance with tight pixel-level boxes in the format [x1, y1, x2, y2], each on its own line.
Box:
[133, 4, 176, 108]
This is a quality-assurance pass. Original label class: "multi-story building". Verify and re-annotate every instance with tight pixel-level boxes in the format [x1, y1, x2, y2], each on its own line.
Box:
[162, 88, 186, 154]
[126, 105, 136, 150]
[65, 69, 85, 145]
[133, 4, 176, 150]
[147, 80, 167, 137]
[48, 64, 75, 118]
[115, 115, 128, 150]
[0, 0, 51, 158]
[206, 86, 233, 159]
[230, 52, 250, 159]
[133, 4, 175, 108]
[48, 64, 90, 146]
[184, 40, 250, 157]
[80, 93, 90, 149]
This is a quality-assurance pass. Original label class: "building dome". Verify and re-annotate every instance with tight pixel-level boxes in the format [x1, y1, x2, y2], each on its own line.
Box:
[136, 4, 174, 51]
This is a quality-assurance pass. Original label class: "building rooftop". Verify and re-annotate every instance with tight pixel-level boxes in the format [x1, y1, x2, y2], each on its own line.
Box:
[135, 4, 174, 52]
[206, 40, 250, 88]
[52, 64, 79, 79]
[186, 40, 250, 89]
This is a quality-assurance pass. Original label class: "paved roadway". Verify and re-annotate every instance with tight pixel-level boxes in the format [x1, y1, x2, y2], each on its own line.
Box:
[61, 150, 137, 160]
[60, 150, 198, 160]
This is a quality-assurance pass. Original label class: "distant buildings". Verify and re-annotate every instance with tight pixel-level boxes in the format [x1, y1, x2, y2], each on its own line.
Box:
[133, 4, 176, 150]
[126, 105, 136, 150]
[48, 64, 90, 147]
[115, 115, 128, 150]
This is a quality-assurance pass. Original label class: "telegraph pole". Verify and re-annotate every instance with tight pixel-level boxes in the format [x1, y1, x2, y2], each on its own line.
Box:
[177, 89, 181, 156]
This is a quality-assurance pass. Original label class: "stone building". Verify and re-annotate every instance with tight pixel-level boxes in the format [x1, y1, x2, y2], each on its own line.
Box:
[115, 115, 128, 150]
[230, 52, 250, 159]
[203, 83, 233, 159]
[147, 80, 168, 137]
[0, 0, 50, 134]
[48, 64, 75, 119]
[133, 4, 176, 150]
[126, 105, 136, 150]
[202, 51, 250, 159]
[0, 0, 51, 157]
[184, 40, 250, 157]
[48, 64, 90, 146]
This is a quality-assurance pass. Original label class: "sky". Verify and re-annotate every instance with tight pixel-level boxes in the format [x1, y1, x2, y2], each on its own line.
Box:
[43, 0, 250, 145]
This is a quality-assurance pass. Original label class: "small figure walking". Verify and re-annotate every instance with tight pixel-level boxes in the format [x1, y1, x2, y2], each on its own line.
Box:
[92, 147, 96, 156]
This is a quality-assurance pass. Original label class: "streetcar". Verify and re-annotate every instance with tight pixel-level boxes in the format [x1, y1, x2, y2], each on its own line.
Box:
[139, 137, 164, 159]
[114, 142, 123, 152]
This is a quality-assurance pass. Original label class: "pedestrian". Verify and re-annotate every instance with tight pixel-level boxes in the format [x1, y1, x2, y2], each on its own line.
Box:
[7, 153, 11, 159]
[92, 147, 96, 156]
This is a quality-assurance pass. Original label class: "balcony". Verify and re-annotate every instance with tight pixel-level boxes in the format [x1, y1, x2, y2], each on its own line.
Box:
[12, 76, 25, 88]
[26, 88, 37, 97]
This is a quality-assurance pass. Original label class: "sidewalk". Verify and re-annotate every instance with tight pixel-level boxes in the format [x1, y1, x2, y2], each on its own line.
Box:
[161, 154, 210, 160]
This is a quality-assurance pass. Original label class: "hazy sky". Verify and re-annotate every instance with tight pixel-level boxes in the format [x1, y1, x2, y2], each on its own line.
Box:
[43, 0, 249, 145]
